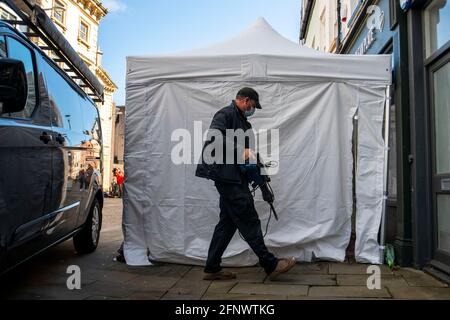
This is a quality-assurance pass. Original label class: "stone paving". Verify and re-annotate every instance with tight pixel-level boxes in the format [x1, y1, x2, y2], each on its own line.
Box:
[0, 198, 449, 300]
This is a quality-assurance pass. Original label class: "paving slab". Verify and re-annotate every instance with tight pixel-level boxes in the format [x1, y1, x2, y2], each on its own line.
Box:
[221, 266, 263, 274]
[308, 286, 391, 298]
[329, 263, 394, 275]
[123, 275, 180, 292]
[163, 277, 212, 300]
[205, 281, 238, 294]
[289, 262, 329, 274]
[394, 268, 449, 287]
[81, 269, 141, 284]
[229, 283, 308, 296]
[84, 295, 125, 300]
[337, 274, 409, 288]
[388, 286, 450, 300]
[267, 274, 336, 286]
[8, 284, 93, 300]
[125, 291, 167, 300]
[78, 281, 136, 298]
[202, 293, 288, 300]
[161, 294, 207, 300]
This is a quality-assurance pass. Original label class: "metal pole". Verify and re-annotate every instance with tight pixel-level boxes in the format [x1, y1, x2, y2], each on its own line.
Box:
[379, 85, 391, 264]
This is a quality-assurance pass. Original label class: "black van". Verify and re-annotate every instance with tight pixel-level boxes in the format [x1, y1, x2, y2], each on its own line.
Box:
[0, 21, 103, 274]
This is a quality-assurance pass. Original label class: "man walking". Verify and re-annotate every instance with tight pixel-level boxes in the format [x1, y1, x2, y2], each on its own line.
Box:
[196, 87, 296, 280]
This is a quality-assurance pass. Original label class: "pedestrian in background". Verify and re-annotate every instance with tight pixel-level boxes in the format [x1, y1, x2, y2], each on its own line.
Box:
[116, 169, 124, 198]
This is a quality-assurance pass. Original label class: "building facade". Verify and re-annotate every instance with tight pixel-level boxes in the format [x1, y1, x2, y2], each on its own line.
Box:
[36, 0, 118, 191]
[300, 0, 361, 52]
[112, 105, 125, 175]
[301, 0, 450, 283]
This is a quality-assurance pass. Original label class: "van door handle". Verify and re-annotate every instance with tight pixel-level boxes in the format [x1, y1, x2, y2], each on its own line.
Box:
[39, 132, 52, 144]
[55, 134, 65, 144]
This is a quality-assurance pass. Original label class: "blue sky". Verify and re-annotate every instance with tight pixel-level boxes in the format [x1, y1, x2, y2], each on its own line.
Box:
[98, 0, 302, 105]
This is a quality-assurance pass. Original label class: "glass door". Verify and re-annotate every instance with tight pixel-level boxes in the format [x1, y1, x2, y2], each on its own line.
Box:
[424, 0, 450, 267]
[430, 53, 450, 265]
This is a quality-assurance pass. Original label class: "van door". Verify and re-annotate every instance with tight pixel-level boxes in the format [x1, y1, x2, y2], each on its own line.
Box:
[0, 34, 53, 264]
[40, 57, 87, 242]
[77, 96, 103, 227]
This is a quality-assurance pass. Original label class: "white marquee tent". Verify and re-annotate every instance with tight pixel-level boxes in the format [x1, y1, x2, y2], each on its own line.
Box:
[123, 18, 392, 267]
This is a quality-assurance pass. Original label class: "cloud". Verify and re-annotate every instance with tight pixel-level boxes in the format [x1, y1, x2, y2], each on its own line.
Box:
[102, 0, 127, 13]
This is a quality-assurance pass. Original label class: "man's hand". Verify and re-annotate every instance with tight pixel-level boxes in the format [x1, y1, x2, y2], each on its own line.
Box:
[243, 148, 256, 162]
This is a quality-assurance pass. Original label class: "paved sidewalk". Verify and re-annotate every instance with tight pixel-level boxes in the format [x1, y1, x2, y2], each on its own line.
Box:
[1, 198, 449, 300]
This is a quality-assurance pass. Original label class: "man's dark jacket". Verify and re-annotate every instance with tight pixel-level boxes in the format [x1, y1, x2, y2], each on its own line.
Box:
[195, 101, 253, 184]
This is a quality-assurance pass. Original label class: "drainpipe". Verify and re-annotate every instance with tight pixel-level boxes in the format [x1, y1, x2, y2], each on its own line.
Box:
[337, 0, 342, 52]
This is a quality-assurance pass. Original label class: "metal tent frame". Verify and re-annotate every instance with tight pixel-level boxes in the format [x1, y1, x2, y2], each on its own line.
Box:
[379, 84, 392, 264]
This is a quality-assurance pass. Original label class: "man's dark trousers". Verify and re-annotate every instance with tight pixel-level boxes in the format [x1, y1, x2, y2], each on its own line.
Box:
[204, 176, 278, 275]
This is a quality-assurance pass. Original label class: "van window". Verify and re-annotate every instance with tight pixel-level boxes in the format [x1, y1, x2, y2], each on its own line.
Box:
[0, 36, 6, 57]
[41, 58, 84, 132]
[2, 36, 37, 118]
[80, 97, 101, 141]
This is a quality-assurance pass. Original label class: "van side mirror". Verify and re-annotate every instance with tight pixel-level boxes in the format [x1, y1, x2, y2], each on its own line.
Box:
[0, 58, 28, 114]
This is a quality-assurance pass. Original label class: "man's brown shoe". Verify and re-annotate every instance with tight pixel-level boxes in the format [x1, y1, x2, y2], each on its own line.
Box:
[203, 271, 236, 281]
[268, 257, 296, 280]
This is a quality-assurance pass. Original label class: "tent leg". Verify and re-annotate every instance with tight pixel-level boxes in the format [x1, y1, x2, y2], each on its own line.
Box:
[379, 85, 391, 264]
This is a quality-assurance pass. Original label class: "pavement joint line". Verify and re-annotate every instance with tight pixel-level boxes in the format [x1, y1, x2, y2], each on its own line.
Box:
[201, 280, 214, 299]
[226, 282, 239, 294]
[199, 282, 213, 299]
[180, 266, 192, 278]
[170, 266, 192, 290]
[384, 285, 393, 299]
[167, 265, 212, 298]
[158, 289, 169, 300]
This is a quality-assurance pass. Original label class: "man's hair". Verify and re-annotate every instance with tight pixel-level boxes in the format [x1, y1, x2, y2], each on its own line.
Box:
[235, 87, 262, 109]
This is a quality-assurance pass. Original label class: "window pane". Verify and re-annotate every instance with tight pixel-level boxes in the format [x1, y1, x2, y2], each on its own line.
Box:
[434, 61, 450, 174]
[437, 195, 450, 254]
[81, 97, 101, 141]
[79, 22, 89, 42]
[41, 58, 84, 132]
[0, 36, 6, 57]
[54, 11, 63, 22]
[424, 0, 450, 57]
[53, 0, 65, 23]
[80, 96, 102, 176]
[4, 37, 36, 118]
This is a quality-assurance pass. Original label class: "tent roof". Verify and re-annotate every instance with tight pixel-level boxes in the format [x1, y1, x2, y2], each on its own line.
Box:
[127, 18, 392, 85]
[173, 17, 326, 57]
